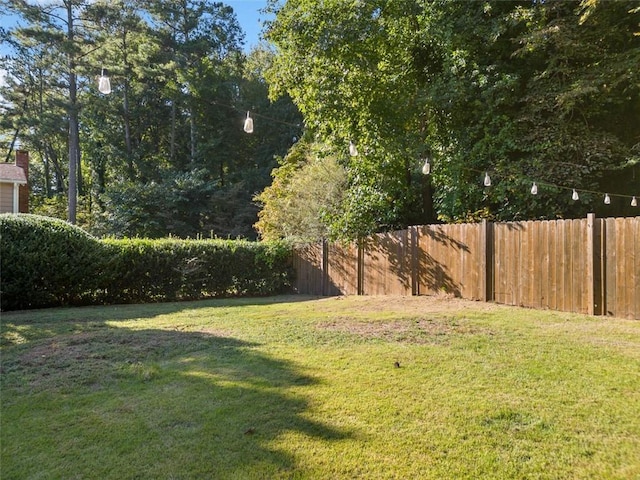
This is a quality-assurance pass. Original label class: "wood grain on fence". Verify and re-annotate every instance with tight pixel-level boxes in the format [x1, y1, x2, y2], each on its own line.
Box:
[292, 215, 640, 319]
[603, 217, 640, 319]
[327, 241, 359, 295]
[361, 230, 413, 295]
[493, 219, 591, 314]
[292, 243, 323, 295]
[416, 223, 486, 300]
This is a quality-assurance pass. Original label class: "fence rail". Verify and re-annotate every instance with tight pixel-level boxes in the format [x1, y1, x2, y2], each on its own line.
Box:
[292, 214, 640, 319]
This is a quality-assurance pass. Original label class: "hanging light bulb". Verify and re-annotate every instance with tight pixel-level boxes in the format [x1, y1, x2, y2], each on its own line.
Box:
[631, 196, 637, 207]
[572, 189, 579, 201]
[349, 141, 358, 157]
[604, 193, 611, 205]
[530, 182, 538, 195]
[483, 172, 491, 187]
[98, 68, 111, 94]
[243, 111, 254, 133]
[421, 158, 431, 175]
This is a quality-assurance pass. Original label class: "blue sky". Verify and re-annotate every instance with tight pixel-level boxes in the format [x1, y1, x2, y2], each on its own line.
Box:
[228, 0, 271, 49]
[0, 0, 269, 56]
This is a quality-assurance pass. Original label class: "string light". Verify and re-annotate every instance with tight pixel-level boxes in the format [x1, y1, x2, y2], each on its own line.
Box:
[349, 141, 358, 157]
[604, 193, 611, 205]
[530, 182, 538, 195]
[483, 172, 491, 187]
[632, 196, 638, 207]
[421, 158, 431, 175]
[98, 68, 111, 94]
[243, 111, 254, 133]
[572, 189, 579, 201]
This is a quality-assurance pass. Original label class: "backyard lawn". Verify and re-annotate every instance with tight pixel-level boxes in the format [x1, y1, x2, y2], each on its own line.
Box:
[1, 295, 639, 479]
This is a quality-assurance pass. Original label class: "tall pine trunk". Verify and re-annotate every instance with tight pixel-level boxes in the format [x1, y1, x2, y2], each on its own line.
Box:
[67, 4, 78, 224]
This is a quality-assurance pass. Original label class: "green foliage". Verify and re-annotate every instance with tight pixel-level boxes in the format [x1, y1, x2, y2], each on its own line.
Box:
[265, 0, 433, 239]
[254, 137, 347, 241]
[101, 237, 293, 303]
[264, 0, 640, 236]
[0, 214, 108, 310]
[0, 214, 293, 310]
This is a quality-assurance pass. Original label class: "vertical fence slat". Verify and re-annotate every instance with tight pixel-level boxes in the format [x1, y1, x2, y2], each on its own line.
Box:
[539, 221, 549, 310]
[605, 218, 616, 316]
[574, 219, 586, 313]
[616, 218, 628, 318]
[548, 221, 557, 311]
[635, 218, 640, 320]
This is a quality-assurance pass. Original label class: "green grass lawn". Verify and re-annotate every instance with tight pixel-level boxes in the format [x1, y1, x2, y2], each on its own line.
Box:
[1, 295, 639, 479]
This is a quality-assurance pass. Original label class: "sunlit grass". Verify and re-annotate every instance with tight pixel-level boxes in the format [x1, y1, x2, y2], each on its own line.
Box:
[2, 295, 639, 479]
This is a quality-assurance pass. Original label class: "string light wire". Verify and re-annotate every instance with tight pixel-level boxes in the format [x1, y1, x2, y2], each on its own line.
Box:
[423, 163, 638, 206]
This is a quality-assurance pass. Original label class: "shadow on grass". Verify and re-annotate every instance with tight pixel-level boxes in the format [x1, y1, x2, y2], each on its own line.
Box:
[0, 294, 320, 345]
[1, 319, 350, 478]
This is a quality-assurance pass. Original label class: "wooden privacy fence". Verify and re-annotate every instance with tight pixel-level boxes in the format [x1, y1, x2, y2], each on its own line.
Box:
[292, 214, 640, 319]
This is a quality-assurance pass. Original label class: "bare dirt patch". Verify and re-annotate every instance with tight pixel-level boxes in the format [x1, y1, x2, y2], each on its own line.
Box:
[11, 329, 229, 392]
[315, 294, 503, 315]
[317, 316, 492, 344]
[312, 295, 499, 343]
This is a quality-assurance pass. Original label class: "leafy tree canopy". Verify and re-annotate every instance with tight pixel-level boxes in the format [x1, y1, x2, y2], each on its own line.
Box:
[263, 0, 639, 239]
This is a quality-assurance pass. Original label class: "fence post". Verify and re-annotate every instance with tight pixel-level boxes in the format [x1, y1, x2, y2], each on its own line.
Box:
[480, 219, 493, 302]
[586, 213, 603, 316]
[321, 238, 328, 296]
[411, 226, 419, 296]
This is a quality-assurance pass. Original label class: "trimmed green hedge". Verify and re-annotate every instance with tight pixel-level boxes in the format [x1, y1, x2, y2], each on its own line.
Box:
[0, 214, 108, 310]
[99, 238, 293, 304]
[1, 214, 294, 311]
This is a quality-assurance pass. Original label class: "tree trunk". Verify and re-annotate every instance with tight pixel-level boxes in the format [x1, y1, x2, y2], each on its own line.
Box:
[170, 99, 176, 162]
[67, 3, 78, 224]
[190, 105, 196, 162]
[122, 31, 134, 180]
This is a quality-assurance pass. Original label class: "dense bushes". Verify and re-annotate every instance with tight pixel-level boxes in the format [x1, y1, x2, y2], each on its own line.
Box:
[1, 214, 294, 311]
[99, 238, 293, 304]
[0, 214, 108, 310]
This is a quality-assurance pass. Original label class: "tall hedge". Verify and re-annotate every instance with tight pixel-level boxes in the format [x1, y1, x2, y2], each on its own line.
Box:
[0, 214, 108, 310]
[99, 238, 294, 304]
[1, 214, 294, 311]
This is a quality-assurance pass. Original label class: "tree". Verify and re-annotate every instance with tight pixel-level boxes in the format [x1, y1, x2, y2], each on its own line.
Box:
[265, 0, 434, 239]
[142, 0, 244, 164]
[3, 1, 302, 239]
[7, 0, 108, 224]
[254, 136, 346, 241]
[263, 0, 639, 238]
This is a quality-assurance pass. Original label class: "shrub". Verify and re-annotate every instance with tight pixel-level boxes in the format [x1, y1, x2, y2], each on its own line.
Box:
[0, 214, 108, 310]
[1, 214, 294, 310]
[100, 238, 294, 304]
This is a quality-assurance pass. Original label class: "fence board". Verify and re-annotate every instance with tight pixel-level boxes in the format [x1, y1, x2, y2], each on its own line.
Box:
[327, 241, 359, 295]
[603, 217, 640, 319]
[635, 218, 640, 319]
[605, 218, 616, 316]
[416, 223, 484, 300]
[361, 231, 412, 295]
[539, 221, 549, 310]
[292, 243, 323, 295]
[564, 220, 573, 312]
[548, 221, 558, 311]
